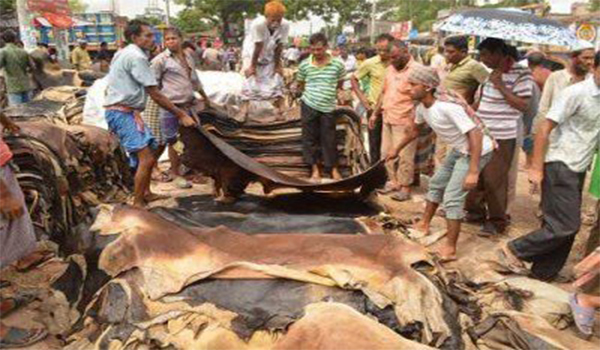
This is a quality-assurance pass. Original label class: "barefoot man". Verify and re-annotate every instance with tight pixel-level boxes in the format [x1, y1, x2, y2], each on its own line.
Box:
[386, 66, 494, 261]
[104, 20, 197, 207]
[240, 0, 290, 120]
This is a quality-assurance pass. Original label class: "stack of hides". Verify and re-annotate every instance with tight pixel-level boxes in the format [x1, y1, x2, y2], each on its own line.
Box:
[200, 108, 370, 178]
[3, 93, 131, 250]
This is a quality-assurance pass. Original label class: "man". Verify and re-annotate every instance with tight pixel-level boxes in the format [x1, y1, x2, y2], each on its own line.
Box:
[151, 27, 212, 189]
[0, 30, 35, 106]
[502, 51, 600, 282]
[386, 66, 494, 261]
[240, 1, 290, 119]
[96, 41, 112, 64]
[284, 44, 301, 67]
[534, 45, 594, 132]
[0, 112, 47, 347]
[338, 45, 357, 107]
[351, 34, 394, 164]
[443, 36, 489, 105]
[526, 51, 551, 90]
[202, 42, 221, 71]
[297, 33, 345, 180]
[369, 39, 423, 201]
[71, 40, 92, 71]
[103, 20, 197, 207]
[430, 46, 447, 78]
[438, 36, 489, 165]
[465, 38, 533, 234]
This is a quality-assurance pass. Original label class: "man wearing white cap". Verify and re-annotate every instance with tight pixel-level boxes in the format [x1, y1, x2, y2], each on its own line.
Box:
[71, 39, 92, 71]
[533, 41, 595, 132]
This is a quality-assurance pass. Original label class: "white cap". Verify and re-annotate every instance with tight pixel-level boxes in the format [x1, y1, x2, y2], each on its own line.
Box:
[571, 39, 594, 53]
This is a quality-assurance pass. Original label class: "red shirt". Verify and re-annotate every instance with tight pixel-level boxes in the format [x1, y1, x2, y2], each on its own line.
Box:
[0, 136, 13, 167]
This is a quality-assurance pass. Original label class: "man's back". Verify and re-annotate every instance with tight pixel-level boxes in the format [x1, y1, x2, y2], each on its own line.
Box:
[0, 43, 32, 94]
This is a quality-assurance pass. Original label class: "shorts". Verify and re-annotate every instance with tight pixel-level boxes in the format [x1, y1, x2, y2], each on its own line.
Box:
[105, 109, 156, 168]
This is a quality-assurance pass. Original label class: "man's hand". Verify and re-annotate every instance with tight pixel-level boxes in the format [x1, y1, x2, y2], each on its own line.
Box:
[528, 167, 543, 194]
[274, 65, 283, 77]
[177, 110, 198, 127]
[490, 70, 504, 90]
[463, 171, 479, 191]
[245, 65, 257, 78]
[385, 149, 398, 161]
[0, 191, 24, 220]
[368, 113, 379, 130]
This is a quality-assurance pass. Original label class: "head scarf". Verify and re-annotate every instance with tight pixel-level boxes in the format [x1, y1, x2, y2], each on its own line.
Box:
[408, 65, 497, 148]
[265, 0, 286, 17]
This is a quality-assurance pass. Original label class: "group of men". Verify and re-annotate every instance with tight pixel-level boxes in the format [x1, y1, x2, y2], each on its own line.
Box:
[0, 0, 599, 343]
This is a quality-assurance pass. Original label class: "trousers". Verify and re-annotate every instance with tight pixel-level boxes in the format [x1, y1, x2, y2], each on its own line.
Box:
[509, 162, 586, 280]
[301, 102, 338, 168]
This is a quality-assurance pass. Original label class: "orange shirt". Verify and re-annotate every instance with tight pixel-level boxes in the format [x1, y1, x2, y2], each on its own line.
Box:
[381, 59, 420, 125]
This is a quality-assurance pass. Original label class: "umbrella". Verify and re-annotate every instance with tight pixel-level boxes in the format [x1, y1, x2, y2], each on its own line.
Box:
[438, 8, 579, 48]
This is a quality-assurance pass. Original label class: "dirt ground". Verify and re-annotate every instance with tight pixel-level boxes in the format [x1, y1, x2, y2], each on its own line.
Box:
[2, 153, 599, 349]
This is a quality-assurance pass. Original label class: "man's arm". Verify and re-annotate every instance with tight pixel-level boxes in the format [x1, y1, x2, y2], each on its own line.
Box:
[246, 42, 264, 77]
[274, 43, 283, 74]
[463, 128, 484, 190]
[146, 87, 197, 127]
[386, 122, 419, 160]
[528, 118, 557, 192]
[351, 75, 370, 110]
[368, 85, 385, 129]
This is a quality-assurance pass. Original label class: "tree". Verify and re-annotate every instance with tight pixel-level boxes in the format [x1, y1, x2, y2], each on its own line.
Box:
[378, 0, 454, 32]
[68, 0, 88, 13]
[171, 8, 212, 34]
[0, 0, 16, 13]
[135, 15, 163, 26]
[590, 0, 600, 12]
[174, 0, 371, 40]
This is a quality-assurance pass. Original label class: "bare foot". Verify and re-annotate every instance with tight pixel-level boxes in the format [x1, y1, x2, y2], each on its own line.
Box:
[412, 221, 430, 235]
[331, 167, 342, 180]
[310, 166, 321, 181]
[432, 243, 457, 262]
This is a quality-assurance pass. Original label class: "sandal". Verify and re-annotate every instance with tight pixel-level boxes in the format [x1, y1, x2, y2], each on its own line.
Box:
[0, 326, 47, 348]
[569, 293, 595, 340]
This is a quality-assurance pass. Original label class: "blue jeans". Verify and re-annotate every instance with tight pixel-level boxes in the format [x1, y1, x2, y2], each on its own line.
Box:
[7, 91, 32, 106]
[427, 149, 493, 220]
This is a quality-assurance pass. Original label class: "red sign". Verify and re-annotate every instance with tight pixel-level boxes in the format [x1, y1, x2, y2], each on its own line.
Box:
[28, 0, 71, 16]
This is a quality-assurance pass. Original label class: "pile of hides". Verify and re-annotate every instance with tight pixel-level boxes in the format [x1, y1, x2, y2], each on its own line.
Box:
[199, 108, 370, 178]
[3, 99, 131, 250]
[179, 124, 386, 200]
[3, 86, 87, 125]
[46, 205, 595, 350]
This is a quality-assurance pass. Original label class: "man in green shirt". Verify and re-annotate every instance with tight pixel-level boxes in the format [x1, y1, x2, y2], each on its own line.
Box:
[297, 33, 345, 180]
[0, 30, 34, 106]
[351, 34, 394, 164]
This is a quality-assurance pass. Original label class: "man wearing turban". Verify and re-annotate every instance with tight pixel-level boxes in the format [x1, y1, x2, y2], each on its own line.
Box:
[240, 0, 290, 120]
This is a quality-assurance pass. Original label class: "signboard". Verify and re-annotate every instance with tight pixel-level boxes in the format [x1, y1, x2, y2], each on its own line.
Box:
[28, 0, 71, 16]
[391, 21, 412, 40]
[576, 23, 597, 43]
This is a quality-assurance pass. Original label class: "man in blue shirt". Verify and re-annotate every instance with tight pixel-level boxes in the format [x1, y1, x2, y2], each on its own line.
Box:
[104, 20, 197, 207]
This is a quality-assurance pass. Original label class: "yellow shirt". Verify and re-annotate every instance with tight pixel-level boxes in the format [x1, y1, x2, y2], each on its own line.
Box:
[443, 56, 489, 102]
[71, 47, 91, 71]
[354, 55, 388, 105]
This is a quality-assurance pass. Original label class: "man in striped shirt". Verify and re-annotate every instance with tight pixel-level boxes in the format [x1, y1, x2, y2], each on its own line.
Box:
[297, 33, 346, 180]
[465, 38, 533, 235]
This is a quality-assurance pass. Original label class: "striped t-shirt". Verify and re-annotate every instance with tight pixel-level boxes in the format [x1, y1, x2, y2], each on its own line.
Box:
[476, 62, 534, 140]
[297, 55, 345, 113]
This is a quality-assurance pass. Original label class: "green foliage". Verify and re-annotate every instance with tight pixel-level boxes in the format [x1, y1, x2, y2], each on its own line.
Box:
[174, 0, 371, 39]
[135, 15, 163, 26]
[379, 0, 454, 32]
[171, 8, 212, 34]
[590, 0, 600, 12]
[480, 0, 544, 8]
[68, 0, 88, 13]
[0, 0, 16, 13]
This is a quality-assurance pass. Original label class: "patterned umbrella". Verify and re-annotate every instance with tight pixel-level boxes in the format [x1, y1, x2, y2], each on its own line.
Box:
[438, 8, 579, 48]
